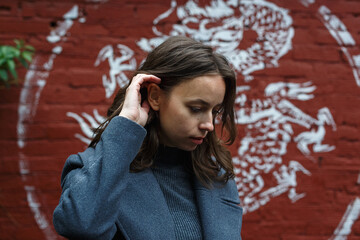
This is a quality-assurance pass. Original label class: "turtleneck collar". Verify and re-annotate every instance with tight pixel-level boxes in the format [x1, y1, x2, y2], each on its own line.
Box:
[154, 145, 191, 166]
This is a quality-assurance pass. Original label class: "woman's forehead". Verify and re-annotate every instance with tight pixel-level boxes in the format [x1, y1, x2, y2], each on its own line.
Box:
[170, 75, 226, 104]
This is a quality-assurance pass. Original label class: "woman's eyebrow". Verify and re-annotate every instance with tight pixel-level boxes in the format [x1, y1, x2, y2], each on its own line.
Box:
[187, 99, 222, 107]
[186, 99, 210, 106]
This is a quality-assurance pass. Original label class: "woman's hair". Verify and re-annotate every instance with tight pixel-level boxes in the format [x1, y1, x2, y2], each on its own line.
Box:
[89, 36, 237, 186]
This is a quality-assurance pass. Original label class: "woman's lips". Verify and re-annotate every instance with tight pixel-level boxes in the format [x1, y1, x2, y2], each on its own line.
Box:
[190, 137, 204, 145]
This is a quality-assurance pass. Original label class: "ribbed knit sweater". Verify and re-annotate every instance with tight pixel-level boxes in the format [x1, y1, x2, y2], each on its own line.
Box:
[152, 146, 203, 240]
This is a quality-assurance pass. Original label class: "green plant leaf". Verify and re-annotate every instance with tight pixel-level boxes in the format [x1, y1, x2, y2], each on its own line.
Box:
[0, 58, 6, 66]
[21, 51, 33, 62]
[1, 46, 9, 56]
[12, 47, 20, 58]
[0, 69, 8, 81]
[14, 39, 21, 48]
[1, 39, 35, 88]
[14, 39, 24, 48]
[7, 59, 17, 79]
[19, 57, 29, 68]
[25, 45, 35, 51]
[2, 46, 18, 59]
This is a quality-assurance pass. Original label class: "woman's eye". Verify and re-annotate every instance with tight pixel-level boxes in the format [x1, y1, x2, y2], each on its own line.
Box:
[190, 107, 202, 113]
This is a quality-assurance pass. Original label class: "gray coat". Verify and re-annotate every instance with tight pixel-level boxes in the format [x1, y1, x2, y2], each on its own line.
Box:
[53, 116, 243, 240]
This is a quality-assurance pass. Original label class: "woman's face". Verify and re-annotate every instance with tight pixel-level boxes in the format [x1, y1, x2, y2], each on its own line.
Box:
[158, 74, 226, 151]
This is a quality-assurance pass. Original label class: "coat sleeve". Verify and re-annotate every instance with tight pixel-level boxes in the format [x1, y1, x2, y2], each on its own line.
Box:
[53, 116, 147, 240]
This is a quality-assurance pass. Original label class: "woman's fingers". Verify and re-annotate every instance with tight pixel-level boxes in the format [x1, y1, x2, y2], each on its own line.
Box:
[132, 74, 161, 89]
[119, 74, 161, 126]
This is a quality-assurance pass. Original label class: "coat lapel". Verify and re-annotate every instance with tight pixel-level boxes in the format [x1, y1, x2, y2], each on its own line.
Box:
[119, 169, 177, 239]
[194, 178, 243, 240]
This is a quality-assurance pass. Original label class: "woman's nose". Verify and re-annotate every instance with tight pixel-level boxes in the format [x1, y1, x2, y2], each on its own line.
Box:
[199, 114, 214, 132]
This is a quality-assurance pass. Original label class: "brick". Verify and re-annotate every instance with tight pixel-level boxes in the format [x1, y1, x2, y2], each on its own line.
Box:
[292, 44, 342, 62]
[47, 123, 85, 139]
[70, 22, 110, 36]
[255, 59, 313, 77]
[342, 15, 360, 33]
[33, 2, 79, 18]
[0, 141, 19, 157]
[31, 174, 60, 192]
[34, 104, 108, 123]
[335, 140, 360, 158]
[101, 19, 154, 38]
[7, 122, 84, 141]
[0, 105, 18, 121]
[293, 28, 316, 44]
[21, 1, 36, 18]
[0, 1, 19, 17]
[21, 139, 85, 157]
[281, 236, 328, 240]
[0, 123, 17, 140]
[292, 13, 324, 28]
[0, 18, 50, 34]
[0, 174, 25, 191]
[18, 156, 65, 173]
[312, 28, 342, 45]
[335, 125, 360, 142]
[0, 191, 28, 208]
[311, 62, 355, 81]
[50, 68, 104, 88]
[49, 55, 95, 69]
[85, 3, 134, 21]
[0, 81, 24, 96]
[0, 157, 19, 174]
[136, 3, 173, 24]
[325, 1, 360, 14]
[14, 226, 44, 240]
[41, 85, 105, 104]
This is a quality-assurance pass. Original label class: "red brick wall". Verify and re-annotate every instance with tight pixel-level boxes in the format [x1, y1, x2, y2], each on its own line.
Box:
[1, 0, 360, 239]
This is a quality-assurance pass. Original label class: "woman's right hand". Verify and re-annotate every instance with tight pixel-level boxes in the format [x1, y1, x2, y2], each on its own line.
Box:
[119, 74, 161, 127]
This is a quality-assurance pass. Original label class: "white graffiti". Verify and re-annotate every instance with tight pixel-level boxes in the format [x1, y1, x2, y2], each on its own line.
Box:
[315, 5, 360, 239]
[47, 5, 78, 43]
[299, 0, 315, 7]
[330, 197, 360, 240]
[318, 5, 360, 87]
[67, 109, 106, 145]
[295, 108, 336, 156]
[262, 161, 311, 202]
[18, 4, 80, 148]
[17, 5, 84, 239]
[94, 44, 137, 98]
[318, 6, 355, 46]
[233, 80, 336, 213]
[137, 0, 294, 78]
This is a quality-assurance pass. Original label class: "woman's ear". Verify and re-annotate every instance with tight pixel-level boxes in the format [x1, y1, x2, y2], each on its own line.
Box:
[147, 83, 162, 111]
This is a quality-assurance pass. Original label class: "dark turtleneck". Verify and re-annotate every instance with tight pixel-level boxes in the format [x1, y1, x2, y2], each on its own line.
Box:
[151, 145, 203, 240]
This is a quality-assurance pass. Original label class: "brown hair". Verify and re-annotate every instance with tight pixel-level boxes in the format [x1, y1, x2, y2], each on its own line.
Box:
[90, 36, 237, 186]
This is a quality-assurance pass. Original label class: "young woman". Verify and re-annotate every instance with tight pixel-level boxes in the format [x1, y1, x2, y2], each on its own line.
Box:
[53, 36, 243, 240]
